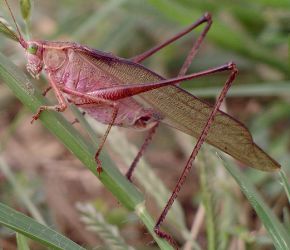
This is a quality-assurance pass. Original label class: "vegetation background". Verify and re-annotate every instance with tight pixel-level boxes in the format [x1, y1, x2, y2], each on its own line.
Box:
[0, 0, 289, 249]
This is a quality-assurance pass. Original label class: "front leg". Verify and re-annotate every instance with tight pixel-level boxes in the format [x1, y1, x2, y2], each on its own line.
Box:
[31, 102, 67, 124]
[31, 73, 67, 124]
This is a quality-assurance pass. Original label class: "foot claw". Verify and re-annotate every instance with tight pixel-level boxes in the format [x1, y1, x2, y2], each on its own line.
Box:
[125, 172, 132, 182]
[30, 115, 38, 124]
[154, 227, 178, 249]
[97, 166, 103, 175]
[96, 158, 103, 176]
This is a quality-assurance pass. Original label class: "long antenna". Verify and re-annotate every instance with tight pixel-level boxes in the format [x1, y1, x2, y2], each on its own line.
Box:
[3, 0, 27, 48]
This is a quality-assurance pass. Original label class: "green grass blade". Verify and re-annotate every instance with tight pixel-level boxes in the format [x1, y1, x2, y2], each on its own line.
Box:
[0, 157, 46, 225]
[247, 0, 290, 8]
[16, 233, 30, 250]
[279, 170, 290, 204]
[188, 81, 290, 97]
[0, 202, 85, 250]
[198, 152, 217, 250]
[0, 52, 173, 250]
[288, 35, 290, 69]
[218, 154, 290, 250]
[0, 17, 19, 42]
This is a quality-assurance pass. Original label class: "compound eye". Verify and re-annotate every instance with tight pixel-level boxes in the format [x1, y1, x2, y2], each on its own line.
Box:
[27, 43, 38, 55]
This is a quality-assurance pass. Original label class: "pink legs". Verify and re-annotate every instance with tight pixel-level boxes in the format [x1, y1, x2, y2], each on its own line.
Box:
[32, 13, 213, 179]
[94, 106, 118, 174]
[31, 74, 67, 124]
[85, 62, 238, 248]
[42, 86, 52, 96]
[30, 13, 238, 249]
[126, 13, 212, 181]
[126, 122, 159, 181]
[57, 87, 119, 175]
[154, 63, 238, 247]
[131, 13, 212, 65]
[32, 74, 119, 175]
[129, 13, 237, 248]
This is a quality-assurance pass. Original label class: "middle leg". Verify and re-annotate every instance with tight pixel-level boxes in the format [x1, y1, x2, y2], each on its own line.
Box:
[125, 122, 159, 181]
[61, 89, 119, 175]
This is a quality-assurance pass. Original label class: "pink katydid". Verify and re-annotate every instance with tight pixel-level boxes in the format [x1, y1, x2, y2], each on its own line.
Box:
[1, 0, 280, 248]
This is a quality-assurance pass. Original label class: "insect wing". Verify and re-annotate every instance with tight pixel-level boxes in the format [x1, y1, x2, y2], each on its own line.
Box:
[78, 47, 280, 171]
[146, 85, 279, 171]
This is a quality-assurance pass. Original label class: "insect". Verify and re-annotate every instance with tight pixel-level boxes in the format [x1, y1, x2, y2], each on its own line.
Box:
[1, 0, 280, 248]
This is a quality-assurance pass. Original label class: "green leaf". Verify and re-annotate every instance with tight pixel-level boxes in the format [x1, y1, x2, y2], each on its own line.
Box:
[0, 17, 19, 42]
[188, 81, 290, 98]
[279, 170, 290, 204]
[0, 202, 85, 250]
[218, 154, 290, 250]
[16, 233, 30, 250]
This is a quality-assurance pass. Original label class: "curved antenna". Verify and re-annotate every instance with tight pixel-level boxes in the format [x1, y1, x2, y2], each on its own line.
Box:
[3, 0, 27, 48]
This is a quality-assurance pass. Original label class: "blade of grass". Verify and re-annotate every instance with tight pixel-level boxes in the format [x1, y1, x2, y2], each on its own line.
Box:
[217, 153, 290, 250]
[246, 0, 290, 8]
[288, 35, 290, 69]
[16, 233, 30, 250]
[188, 81, 290, 98]
[0, 202, 85, 250]
[0, 17, 19, 42]
[0, 157, 46, 225]
[198, 151, 217, 250]
[279, 170, 290, 203]
[0, 52, 174, 250]
[283, 208, 290, 233]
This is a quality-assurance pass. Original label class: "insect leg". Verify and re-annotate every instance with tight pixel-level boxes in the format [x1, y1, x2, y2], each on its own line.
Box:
[153, 63, 238, 247]
[42, 86, 52, 96]
[31, 74, 67, 124]
[178, 13, 212, 77]
[131, 13, 212, 64]
[126, 15, 212, 181]
[61, 93, 159, 182]
[82, 63, 235, 100]
[95, 105, 118, 175]
[125, 122, 159, 181]
[59, 87, 118, 175]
